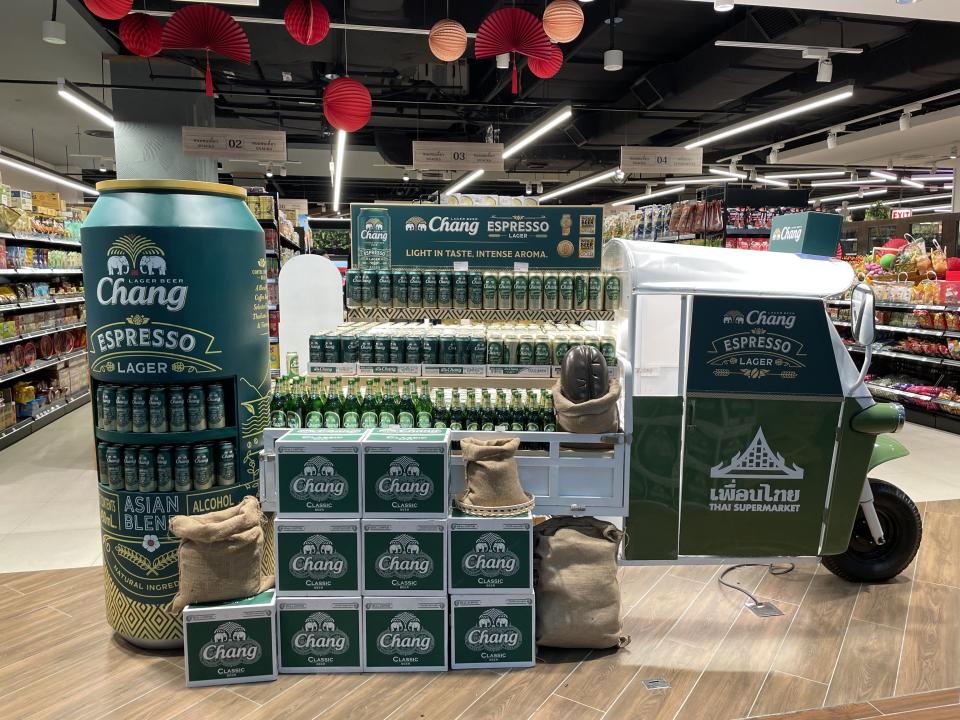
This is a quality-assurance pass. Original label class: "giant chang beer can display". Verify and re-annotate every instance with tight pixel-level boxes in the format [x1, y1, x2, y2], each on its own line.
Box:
[274, 429, 365, 517]
[182, 590, 278, 687]
[448, 512, 533, 593]
[362, 428, 450, 518]
[362, 596, 448, 672]
[275, 519, 362, 596]
[82, 180, 271, 648]
[450, 594, 535, 670]
[361, 519, 447, 595]
[277, 597, 363, 674]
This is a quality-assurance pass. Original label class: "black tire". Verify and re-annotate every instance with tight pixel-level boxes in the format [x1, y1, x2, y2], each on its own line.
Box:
[822, 479, 922, 583]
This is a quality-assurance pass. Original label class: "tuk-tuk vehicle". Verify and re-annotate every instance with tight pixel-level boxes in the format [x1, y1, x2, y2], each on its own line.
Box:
[603, 239, 921, 582]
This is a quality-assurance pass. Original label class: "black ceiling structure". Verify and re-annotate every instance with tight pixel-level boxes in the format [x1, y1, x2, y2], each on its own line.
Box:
[73, 0, 960, 207]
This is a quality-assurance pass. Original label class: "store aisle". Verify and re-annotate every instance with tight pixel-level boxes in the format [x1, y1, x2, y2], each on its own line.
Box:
[0, 412, 958, 573]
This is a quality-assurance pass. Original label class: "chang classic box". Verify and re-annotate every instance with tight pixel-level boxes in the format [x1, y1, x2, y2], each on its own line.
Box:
[277, 596, 363, 674]
[361, 519, 446, 596]
[274, 429, 366, 516]
[182, 590, 278, 687]
[275, 518, 362, 596]
[362, 596, 448, 672]
[448, 511, 533, 594]
[450, 593, 536, 670]
[362, 428, 449, 518]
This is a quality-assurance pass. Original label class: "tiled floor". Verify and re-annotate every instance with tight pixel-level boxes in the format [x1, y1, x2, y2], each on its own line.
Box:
[0, 409, 956, 573]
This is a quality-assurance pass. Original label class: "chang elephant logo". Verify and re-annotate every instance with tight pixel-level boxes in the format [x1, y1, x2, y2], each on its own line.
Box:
[375, 456, 433, 502]
[199, 622, 262, 668]
[362, 217, 388, 241]
[376, 612, 434, 657]
[405, 216, 428, 232]
[462, 533, 519, 579]
[723, 310, 745, 325]
[464, 609, 523, 653]
[98, 234, 187, 312]
[291, 612, 350, 657]
[290, 456, 348, 503]
[375, 534, 433, 580]
[289, 534, 348, 580]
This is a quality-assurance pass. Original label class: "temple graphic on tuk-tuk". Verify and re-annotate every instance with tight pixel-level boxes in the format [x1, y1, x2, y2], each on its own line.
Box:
[710, 428, 805, 481]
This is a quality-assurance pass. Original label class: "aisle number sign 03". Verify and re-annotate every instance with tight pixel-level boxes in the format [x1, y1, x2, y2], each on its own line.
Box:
[182, 127, 287, 163]
[351, 203, 602, 270]
[620, 146, 703, 175]
[413, 142, 505, 172]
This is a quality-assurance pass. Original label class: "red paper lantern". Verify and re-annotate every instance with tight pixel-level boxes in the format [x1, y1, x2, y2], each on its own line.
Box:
[543, 0, 584, 44]
[428, 19, 468, 62]
[120, 13, 163, 57]
[162, 5, 250, 96]
[528, 44, 563, 79]
[84, 0, 133, 21]
[323, 77, 372, 133]
[284, 0, 330, 46]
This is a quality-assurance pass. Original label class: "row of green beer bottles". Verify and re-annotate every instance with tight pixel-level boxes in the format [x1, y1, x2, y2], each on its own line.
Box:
[269, 376, 555, 432]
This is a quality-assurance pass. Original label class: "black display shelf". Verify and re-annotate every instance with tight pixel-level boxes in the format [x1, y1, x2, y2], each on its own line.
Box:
[0, 232, 81, 248]
[93, 425, 238, 445]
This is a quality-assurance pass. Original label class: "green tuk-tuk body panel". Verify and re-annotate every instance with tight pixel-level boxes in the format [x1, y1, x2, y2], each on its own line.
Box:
[868, 435, 909, 471]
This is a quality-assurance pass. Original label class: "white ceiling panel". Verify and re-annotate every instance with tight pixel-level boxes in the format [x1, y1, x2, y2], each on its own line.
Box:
[673, 0, 960, 23]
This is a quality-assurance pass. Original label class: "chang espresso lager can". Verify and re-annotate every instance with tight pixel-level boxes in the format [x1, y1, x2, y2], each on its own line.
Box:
[421, 334, 438, 364]
[450, 594, 535, 669]
[392, 270, 408, 308]
[497, 272, 513, 310]
[275, 519, 361, 595]
[131, 387, 148, 433]
[114, 386, 131, 432]
[468, 271, 483, 309]
[123, 446, 139, 491]
[437, 271, 452, 309]
[149, 386, 168, 433]
[97, 442, 109, 486]
[100, 384, 116, 431]
[604, 273, 621, 310]
[421, 271, 438, 309]
[174, 446, 192, 491]
[406, 270, 422, 307]
[275, 429, 364, 516]
[453, 271, 468, 310]
[362, 596, 448, 672]
[558, 273, 574, 310]
[345, 269, 362, 308]
[573, 272, 588, 311]
[482, 272, 498, 310]
[543, 273, 559, 310]
[361, 270, 377, 308]
[106, 445, 124, 491]
[217, 441, 236, 486]
[357, 207, 391, 270]
[187, 385, 207, 431]
[358, 334, 374, 364]
[361, 519, 446, 595]
[377, 271, 392, 309]
[193, 444, 214, 490]
[168, 386, 187, 432]
[512, 273, 528, 311]
[527, 273, 543, 310]
[156, 446, 174, 492]
[361, 428, 450, 518]
[277, 597, 362, 674]
[588, 273, 604, 311]
[207, 383, 226, 429]
[138, 447, 157, 493]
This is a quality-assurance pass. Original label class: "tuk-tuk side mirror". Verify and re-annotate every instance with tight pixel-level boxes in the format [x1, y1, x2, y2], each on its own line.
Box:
[850, 283, 875, 348]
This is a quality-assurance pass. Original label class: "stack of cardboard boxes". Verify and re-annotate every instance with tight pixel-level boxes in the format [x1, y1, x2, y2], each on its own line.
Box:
[182, 427, 535, 685]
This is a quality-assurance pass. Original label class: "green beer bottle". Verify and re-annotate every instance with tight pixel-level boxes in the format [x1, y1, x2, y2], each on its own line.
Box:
[303, 378, 324, 428]
[398, 379, 416, 428]
[361, 379, 378, 429]
[526, 392, 541, 432]
[324, 378, 342, 428]
[433, 389, 449, 428]
[542, 391, 557, 432]
[269, 379, 287, 428]
[379, 379, 397, 427]
[494, 392, 510, 431]
[449, 391, 465, 430]
[416, 379, 433, 428]
[510, 391, 525, 431]
[342, 379, 360, 428]
[465, 393, 480, 431]
[285, 378, 303, 428]
[480, 392, 495, 431]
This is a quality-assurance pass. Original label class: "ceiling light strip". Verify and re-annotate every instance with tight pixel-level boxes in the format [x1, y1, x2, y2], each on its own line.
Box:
[664, 176, 732, 185]
[539, 169, 619, 202]
[443, 169, 484, 197]
[754, 176, 789, 187]
[811, 178, 887, 187]
[809, 188, 887, 204]
[713, 40, 863, 55]
[502, 105, 574, 160]
[57, 78, 114, 128]
[331, 130, 346, 212]
[765, 170, 846, 179]
[610, 185, 686, 207]
[709, 168, 747, 179]
[0, 153, 99, 196]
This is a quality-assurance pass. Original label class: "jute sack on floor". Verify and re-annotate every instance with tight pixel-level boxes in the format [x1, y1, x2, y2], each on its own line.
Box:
[534, 516, 629, 649]
[552, 378, 621, 435]
[456, 437, 533, 515]
[168, 495, 273, 614]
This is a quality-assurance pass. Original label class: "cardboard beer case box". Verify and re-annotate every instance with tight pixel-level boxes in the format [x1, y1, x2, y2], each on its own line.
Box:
[450, 593, 536, 670]
[362, 428, 449, 518]
[362, 596, 448, 672]
[275, 518, 362, 596]
[274, 429, 366, 517]
[277, 596, 363, 674]
[361, 519, 446, 596]
[447, 511, 533, 594]
[182, 590, 278, 687]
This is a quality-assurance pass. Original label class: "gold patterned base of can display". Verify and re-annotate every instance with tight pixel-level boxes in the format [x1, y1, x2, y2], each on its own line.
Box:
[344, 307, 615, 323]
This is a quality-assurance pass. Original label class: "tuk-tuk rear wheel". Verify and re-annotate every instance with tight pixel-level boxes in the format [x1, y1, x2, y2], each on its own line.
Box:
[822, 479, 922, 583]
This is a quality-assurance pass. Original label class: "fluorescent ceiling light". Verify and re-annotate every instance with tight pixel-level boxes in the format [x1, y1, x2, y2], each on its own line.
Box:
[811, 177, 887, 187]
[754, 176, 789, 188]
[809, 189, 887, 204]
[901, 178, 925, 189]
[539, 169, 619, 202]
[683, 84, 854, 150]
[174, 0, 260, 5]
[610, 185, 685, 207]
[910, 174, 953, 182]
[664, 176, 732, 185]
[502, 105, 573, 159]
[714, 1, 735, 11]
[331, 130, 346, 212]
[870, 170, 897, 181]
[887, 193, 952, 206]
[906, 205, 952, 213]
[0, 153, 98, 196]
[714, 40, 863, 55]
[709, 168, 747, 179]
[57, 78, 114, 128]
[766, 170, 846, 179]
[443, 169, 484, 196]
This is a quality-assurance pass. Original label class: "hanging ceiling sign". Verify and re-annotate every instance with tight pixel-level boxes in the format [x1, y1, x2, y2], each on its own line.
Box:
[620, 146, 703, 175]
[181, 127, 287, 162]
[413, 141, 505, 172]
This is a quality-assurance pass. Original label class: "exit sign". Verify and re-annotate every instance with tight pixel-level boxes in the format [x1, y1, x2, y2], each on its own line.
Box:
[891, 208, 913, 219]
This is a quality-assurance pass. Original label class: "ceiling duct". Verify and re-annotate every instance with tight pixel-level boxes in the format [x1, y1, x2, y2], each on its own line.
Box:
[749, 8, 803, 41]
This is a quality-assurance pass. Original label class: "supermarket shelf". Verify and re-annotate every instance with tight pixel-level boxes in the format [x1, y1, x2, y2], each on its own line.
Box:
[875, 324, 944, 338]
[312, 246, 351, 256]
[280, 237, 301, 252]
[94, 425, 237, 446]
[725, 227, 771, 236]
[257, 217, 278, 227]
[345, 307, 616, 323]
[0, 267, 83, 276]
[0, 321, 86, 347]
[0, 390, 90, 452]
[0, 296, 85, 313]
[875, 349, 943, 365]
[0, 349, 87, 384]
[866, 383, 960, 411]
[0, 232, 81, 248]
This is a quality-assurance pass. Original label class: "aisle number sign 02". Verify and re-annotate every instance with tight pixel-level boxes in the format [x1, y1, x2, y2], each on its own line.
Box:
[412, 141, 505, 172]
[182, 126, 287, 162]
[620, 146, 703, 175]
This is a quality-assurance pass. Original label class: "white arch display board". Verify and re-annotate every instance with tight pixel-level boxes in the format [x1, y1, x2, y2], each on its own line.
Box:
[278, 254, 344, 375]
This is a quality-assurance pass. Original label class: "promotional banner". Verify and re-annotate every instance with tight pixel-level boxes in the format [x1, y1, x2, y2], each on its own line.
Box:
[350, 203, 602, 271]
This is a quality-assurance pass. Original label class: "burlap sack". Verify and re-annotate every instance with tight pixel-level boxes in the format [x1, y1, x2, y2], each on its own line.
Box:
[534, 516, 629, 649]
[457, 437, 529, 509]
[552, 378, 621, 434]
[168, 495, 273, 613]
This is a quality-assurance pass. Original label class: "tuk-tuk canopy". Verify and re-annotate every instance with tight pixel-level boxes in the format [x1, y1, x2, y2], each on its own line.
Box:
[602, 239, 855, 299]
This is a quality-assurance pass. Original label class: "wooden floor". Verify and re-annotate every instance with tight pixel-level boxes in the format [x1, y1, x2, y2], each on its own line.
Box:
[0, 499, 958, 720]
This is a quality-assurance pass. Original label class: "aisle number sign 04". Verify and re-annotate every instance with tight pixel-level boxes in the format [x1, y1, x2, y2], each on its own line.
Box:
[413, 142, 505, 172]
[182, 127, 287, 163]
[620, 146, 703, 175]
[351, 203, 602, 271]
